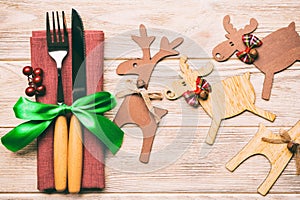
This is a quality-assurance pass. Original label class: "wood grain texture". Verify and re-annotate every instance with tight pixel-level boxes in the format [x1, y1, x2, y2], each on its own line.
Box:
[1, 193, 300, 200]
[165, 56, 276, 144]
[1, 0, 300, 199]
[68, 115, 83, 194]
[53, 115, 68, 192]
[226, 122, 300, 195]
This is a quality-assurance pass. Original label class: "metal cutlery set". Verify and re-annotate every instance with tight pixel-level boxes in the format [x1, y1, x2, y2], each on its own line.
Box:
[46, 9, 86, 193]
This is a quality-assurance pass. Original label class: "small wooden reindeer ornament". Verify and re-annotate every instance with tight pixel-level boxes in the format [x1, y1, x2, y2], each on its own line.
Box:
[114, 24, 183, 163]
[226, 121, 300, 196]
[165, 56, 276, 144]
[212, 15, 300, 100]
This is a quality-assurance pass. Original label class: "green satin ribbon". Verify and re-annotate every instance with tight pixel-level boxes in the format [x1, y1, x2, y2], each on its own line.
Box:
[1, 92, 124, 154]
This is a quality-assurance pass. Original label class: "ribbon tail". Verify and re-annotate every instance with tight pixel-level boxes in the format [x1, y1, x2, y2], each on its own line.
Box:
[140, 91, 160, 123]
[261, 137, 285, 144]
[115, 89, 137, 98]
[1, 120, 52, 152]
[279, 130, 292, 142]
[73, 92, 116, 113]
[74, 111, 124, 154]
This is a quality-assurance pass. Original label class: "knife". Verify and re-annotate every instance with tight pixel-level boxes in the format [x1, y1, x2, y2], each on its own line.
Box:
[68, 8, 86, 194]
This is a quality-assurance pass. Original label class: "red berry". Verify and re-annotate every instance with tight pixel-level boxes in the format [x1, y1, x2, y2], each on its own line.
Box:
[36, 85, 46, 96]
[33, 76, 43, 86]
[33, 68, 43, 76]
[25, 86, 36, 97]
[23, 66, 33, 76]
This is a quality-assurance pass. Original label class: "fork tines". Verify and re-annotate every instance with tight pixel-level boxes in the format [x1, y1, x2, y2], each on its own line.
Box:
[46, 11, 68, 50]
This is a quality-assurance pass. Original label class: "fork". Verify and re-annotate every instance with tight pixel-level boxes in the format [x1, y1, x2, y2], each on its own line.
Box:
[46, 11, 69, 192]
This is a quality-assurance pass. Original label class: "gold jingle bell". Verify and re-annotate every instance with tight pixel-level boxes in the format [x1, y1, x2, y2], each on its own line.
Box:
[199, 90, 209, 100]
[249, 48, 258, 59]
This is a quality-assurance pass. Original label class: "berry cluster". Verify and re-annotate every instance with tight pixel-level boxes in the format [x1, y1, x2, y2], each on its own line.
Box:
[22, 66, 46, 97]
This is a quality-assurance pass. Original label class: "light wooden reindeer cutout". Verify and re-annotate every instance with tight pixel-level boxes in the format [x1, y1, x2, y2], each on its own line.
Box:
[114, 24, 183, 163]
[165, 56, 276, 144]
[213, 15, 300, 100]
[226, 121, 300, 196]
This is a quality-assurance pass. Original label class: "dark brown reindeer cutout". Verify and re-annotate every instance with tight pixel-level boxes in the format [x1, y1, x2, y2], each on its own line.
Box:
[114, 24, 183, 163]
[213, 15, 300, 100]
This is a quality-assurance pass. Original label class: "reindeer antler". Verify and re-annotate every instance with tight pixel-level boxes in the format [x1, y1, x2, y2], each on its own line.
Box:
[131, 24, 155, 60]
[223, 15, 258, 38]
[161, 37, 183, 55]
[152, 36, 184, 63]
[223, 15, 237, 37]
[241, 18, 258, 35]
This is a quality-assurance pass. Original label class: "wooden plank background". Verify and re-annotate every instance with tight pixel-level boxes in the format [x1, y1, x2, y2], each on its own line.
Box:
[1, 0, 300, 199]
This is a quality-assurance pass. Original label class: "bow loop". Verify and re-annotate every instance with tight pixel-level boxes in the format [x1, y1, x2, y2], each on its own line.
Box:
[236, 34, 262, 64]
[73, 92, 116, 114]
[13, 97, 72, 120]
[183, 76, 211, 107]
[1, 92, 124, 154]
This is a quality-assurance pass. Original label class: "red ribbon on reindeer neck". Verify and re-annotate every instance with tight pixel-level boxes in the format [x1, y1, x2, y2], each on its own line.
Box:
[236, 34, 262, 64]
[183, 76, 211, 108]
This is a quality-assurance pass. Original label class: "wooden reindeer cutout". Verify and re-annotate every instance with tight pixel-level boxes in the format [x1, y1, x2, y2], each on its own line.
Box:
[165, 56, 276, 144]
[212, 15, 300, 100]
[114, 24, 183, 163]
[226, 121, 300, 196]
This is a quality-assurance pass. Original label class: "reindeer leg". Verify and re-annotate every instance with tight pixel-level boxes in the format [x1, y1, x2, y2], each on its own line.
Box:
[140, 107, 168, 163]
[205, 116, 222, 145]
[139, 121, 158, 163]
[258, 157, 290, 196]
[113, 97, 135, 127]
[225, 124, 268, 171]
[139, 107, 167, 163]
[113, 109, 129, 128]
[262, 72, 274, 100]
[226, 144, 258, 172]
[247, 104, 276, 122]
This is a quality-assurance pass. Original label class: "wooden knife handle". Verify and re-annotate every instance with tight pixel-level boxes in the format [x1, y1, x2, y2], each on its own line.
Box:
[68, 115, 83, 193]
[54, 115, 68, 192]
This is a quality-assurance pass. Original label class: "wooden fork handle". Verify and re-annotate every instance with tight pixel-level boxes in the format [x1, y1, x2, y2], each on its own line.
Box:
[54, 115, 68, 192]
[68, 114, 83, 193]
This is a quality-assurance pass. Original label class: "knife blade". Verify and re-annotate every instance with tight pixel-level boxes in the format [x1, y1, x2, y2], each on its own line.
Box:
[72, 9, 86, 100]
[68, 8, 86, 194]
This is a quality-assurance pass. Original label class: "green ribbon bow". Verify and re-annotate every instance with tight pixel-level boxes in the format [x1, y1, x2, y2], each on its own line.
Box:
[1, 92, 124, 154]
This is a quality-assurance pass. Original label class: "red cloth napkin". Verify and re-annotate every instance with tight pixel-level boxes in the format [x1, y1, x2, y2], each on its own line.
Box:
[30, 30, 105, 191]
